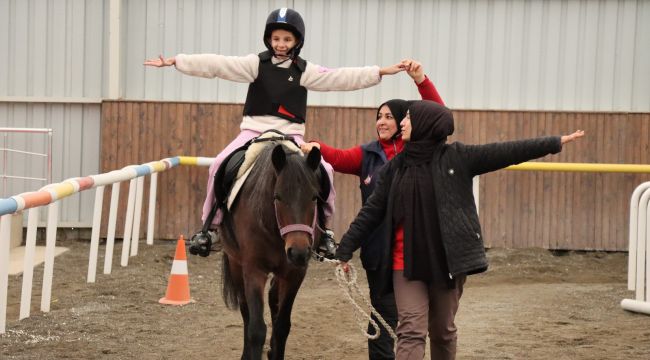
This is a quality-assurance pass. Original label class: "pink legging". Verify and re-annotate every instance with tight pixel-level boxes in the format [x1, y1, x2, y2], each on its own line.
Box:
[201, 129, 335, 228]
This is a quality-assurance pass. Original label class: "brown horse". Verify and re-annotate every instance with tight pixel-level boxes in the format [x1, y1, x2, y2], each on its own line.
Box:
[219, 143, 323, 359]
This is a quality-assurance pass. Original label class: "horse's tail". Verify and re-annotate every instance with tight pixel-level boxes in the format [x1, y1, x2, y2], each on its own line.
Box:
[221, 211, 241, 310]
[221, 253, 240, 310]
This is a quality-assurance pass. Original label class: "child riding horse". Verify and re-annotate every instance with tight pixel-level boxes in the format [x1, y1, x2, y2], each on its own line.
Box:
[144, 8, 408, 258]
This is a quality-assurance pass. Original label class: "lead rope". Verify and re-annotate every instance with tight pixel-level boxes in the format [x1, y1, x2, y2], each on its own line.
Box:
[315, 254, 397, 341]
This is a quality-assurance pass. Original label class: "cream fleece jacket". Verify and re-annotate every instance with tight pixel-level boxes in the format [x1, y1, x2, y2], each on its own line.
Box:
[175, 53, 382, 136]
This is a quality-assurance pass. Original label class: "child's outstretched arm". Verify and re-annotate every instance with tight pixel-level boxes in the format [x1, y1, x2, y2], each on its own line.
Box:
[144, 53, 258, 83]
[301, 60, 406, 91]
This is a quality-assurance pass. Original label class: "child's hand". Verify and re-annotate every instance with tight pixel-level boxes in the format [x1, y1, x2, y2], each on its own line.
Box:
[144, 55, 176, 67]
[402, 59, 425, 84]
[561, 130, 585, 145]
[379, 62, 407, 76]
[300, 142, 320, 154]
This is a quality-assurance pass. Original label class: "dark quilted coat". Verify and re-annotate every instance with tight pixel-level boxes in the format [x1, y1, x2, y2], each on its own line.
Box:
[336, 135, 563, 295]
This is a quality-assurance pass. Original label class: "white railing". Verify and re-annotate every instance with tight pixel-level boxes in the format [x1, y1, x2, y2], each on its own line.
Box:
[621, 181, 650, 315]
[0, 156, 212, 334]
[0, 127, 53, 197]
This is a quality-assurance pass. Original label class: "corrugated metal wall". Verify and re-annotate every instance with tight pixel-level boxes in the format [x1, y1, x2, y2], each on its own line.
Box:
[2, 0, 648, 107]
[0, 0, 650, 111]
[0, 0, 106, 99]
[127, 0, 650, 111]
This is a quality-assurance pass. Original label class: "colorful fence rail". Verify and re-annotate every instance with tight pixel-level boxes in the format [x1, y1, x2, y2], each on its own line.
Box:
[0, 156, 212, 334]
[621, 181, 650, 315]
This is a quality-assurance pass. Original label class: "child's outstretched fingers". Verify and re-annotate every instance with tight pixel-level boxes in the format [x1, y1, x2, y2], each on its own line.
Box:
[561, 130, 585, 144]
[144, 55, 174, 67]
[380, 62, 407, 76]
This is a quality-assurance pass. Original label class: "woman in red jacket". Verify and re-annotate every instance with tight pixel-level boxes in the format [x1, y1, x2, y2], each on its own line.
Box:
[300, 61, 444, 360]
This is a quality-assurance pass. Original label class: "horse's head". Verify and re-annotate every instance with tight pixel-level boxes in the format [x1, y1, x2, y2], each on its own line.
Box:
[271, 144, 322, 267]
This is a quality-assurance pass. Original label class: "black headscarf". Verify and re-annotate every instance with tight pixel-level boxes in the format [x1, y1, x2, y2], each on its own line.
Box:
[393, 100, 455, 286]
[403, 100, 455, 165]
[375, 99, 414, 139]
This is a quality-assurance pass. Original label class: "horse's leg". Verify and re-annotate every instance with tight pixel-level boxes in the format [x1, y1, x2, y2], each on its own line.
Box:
[267, 276, 279, 359]
[239, 300, 251, 360]
[242, 267, 269, 359]
[268, 275, 279, 324]
[223, 257, 253, 359]
[268, 270, 306, 360]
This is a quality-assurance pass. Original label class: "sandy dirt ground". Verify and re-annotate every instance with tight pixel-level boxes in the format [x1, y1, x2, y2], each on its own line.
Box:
[2, 238, 650, 359]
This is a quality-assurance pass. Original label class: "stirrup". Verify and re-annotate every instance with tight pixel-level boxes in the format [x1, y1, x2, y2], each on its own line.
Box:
[316, 229, 337, 260]
[189, 230, 220, 257]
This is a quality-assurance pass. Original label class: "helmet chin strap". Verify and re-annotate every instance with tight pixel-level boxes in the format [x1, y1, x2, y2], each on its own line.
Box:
[267, 39, 302, 60]
[275, 47, 298, 60]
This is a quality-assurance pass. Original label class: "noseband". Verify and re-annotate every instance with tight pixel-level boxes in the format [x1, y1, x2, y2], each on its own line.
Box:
[274, 201, 318, 243]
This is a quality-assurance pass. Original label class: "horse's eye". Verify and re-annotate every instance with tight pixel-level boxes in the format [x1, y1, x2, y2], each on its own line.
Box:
[312, 195, 318, 202]
[274, 194, 281, 201]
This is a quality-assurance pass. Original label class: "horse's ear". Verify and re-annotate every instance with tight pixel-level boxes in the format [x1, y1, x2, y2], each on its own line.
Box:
[306, 147, 321, 171]
[271, 144, 286, 172]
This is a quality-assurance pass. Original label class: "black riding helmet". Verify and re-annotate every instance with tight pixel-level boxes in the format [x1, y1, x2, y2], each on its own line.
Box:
[375, 99, 414, 140]
[263, 8, 305, 59]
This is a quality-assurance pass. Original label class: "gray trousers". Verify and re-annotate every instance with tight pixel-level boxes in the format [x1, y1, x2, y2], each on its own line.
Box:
[392, 271, 466, 360]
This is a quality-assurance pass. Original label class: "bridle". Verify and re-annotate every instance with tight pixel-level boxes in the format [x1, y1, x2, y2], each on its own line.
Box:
[274, 200, 318, 247]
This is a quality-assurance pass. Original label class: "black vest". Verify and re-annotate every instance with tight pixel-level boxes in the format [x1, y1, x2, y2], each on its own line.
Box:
[358, 140, 389, 270]
[360, 141, 388, 204]
[242, 51, 308, 123]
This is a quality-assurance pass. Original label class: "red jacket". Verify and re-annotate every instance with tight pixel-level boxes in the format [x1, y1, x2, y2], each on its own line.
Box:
[317, 76, 444, 174]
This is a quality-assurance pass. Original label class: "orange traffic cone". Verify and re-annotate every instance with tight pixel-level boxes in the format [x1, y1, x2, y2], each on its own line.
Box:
[159, 235, 193, 305]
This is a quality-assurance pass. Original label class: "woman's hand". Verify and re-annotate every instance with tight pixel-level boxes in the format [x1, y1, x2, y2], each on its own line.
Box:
[300, 142, 321, 154]
[561, 130, 585, 145]
[402, 59, 425, 84]
[144, 55, 176, 67]
[338, 261, 350, 273]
